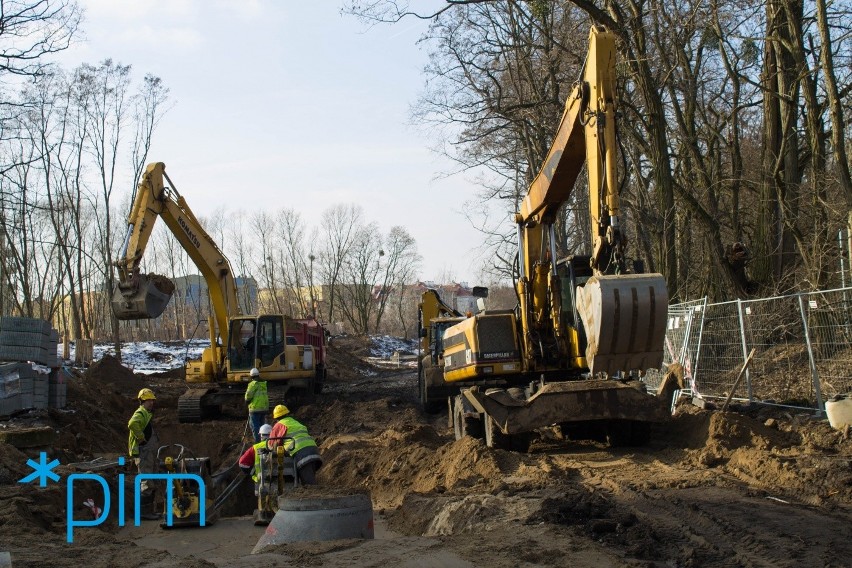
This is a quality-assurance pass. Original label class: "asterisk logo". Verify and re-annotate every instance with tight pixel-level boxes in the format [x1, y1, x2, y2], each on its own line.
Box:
[18, 452, 60, 487]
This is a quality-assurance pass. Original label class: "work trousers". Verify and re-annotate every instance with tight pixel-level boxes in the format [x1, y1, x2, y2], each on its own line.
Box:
[133, 430, 159, 496]
[249, 411, 267, 442]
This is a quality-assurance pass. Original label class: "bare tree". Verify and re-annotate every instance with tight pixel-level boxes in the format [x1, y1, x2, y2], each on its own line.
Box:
[319, 203, 363, 326]
[273, 207, 310, 317]
[413, 3, 592, 279]
[345, 0, 852, 301]
[0, 0, 81, 317]
[0, 0, 81, 79]
[373, 225, 420, 332]
[335, 222, 384, 334]
[0, 156, 65, 317]
[129, 74, 170, 201]
[225, 210, 256, 313]
[249, 210, 282, 313]
[72, 59, 132, 352]
[814, 0, 852, 210]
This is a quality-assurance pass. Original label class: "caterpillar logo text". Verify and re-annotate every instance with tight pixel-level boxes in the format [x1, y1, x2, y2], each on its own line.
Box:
[482, 352, 512, 359]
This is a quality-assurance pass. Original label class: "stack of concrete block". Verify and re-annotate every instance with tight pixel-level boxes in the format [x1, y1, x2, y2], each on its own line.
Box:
[0, 363, 53, 414]
[0, 317, 63, 415]
[0, 363, 48, 410]
[0, 317, 60, 367]
[0, 364, 21, 415]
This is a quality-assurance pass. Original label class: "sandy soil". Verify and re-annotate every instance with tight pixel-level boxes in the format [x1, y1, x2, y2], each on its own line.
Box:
[1, 336, 851, 567]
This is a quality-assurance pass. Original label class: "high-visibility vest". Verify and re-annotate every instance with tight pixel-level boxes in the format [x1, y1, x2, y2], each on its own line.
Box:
[276, 416, 317, 456]
[251, 440, 269, 483]
[245, 380, 269, 412]
[127, 406, 153, 457]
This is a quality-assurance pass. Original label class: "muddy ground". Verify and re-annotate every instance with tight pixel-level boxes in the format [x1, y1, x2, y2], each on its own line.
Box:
[1, 335, 851, 567]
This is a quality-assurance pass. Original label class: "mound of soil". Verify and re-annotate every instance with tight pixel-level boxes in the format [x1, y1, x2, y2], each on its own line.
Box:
[0, 337, 851, 567]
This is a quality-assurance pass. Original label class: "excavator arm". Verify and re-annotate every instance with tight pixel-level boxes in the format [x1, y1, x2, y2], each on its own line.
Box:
[515, 26, 668, 376]
[112, 162, 240, 345]
[518, 25, 623, 270]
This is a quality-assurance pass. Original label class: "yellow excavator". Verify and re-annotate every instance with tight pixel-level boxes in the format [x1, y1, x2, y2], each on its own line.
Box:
[419, 26, 670, 449]
[113, 162, 327, 422]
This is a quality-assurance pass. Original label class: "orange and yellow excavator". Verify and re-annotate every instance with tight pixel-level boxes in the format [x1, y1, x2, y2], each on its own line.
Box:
[419, 26, 670, 449]
[113, 162, 326, 422]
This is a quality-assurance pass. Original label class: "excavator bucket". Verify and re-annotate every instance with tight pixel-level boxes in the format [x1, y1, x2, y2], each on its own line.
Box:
[576, 274, 668, 377]
[112, 273, 176, 320]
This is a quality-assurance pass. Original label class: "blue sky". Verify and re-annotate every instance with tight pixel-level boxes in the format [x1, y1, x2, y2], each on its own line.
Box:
[53, 0, 493, 284]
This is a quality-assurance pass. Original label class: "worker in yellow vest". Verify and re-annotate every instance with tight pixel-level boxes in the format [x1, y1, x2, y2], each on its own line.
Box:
[244, 367, 268, 442]
[269, 404, 323, 484]
[128, 388, 160, 520]
[239, 424, 273, 490]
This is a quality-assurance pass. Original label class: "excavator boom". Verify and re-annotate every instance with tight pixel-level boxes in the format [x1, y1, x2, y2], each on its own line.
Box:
[112, 162, 239, 341]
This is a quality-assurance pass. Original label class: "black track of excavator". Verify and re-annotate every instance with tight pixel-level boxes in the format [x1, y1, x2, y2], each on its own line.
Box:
[178, 388, 212, 423]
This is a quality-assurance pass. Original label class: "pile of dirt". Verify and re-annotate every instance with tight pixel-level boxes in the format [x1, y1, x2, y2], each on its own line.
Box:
[666, 404, 852, 505]
[325, 335, 384, 381]
[1, 337, 852, 567]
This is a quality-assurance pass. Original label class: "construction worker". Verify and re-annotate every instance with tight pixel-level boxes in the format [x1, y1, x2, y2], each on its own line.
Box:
[128, 388, 160, 520]
[239, 423, 273, 493]
[245, 367, 268, 442]
[269, 404, 323, 484]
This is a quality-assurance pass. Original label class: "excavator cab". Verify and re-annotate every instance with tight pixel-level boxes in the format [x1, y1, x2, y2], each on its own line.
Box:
[228, 318, 259, 370]
[556, 256, 592, 345]
[227, 316, 291, 372]
[112, 271, 175, 320]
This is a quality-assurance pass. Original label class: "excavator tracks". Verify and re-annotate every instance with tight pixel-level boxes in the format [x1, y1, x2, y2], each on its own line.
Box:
[178, 388, 212, 423]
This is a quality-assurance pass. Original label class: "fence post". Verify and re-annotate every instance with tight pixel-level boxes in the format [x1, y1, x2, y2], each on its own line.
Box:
[735, 299, 754, 403]
[797, 294, 825, 415]
[690, 298, 708, 394]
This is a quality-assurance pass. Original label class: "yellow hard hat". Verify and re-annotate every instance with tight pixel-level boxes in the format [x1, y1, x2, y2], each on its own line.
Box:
[138, 388, 156, 401]
[273, 404, 290, 419]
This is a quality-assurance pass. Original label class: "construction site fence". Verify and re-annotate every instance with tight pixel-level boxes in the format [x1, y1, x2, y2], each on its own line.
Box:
[643, 286, 852, 414]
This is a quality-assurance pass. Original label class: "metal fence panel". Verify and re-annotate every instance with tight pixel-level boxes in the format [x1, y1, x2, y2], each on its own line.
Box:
[644, 298, 706, 393]
[738, 295, 814, 405]
[802, 289, 852, 399]
[690, 301, 745, 399]
[652, 287, 852, 413]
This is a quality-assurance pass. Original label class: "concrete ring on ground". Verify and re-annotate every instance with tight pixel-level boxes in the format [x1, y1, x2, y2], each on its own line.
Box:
[252, 493, 374, 553]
